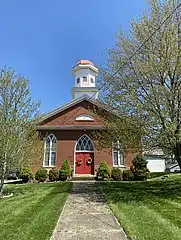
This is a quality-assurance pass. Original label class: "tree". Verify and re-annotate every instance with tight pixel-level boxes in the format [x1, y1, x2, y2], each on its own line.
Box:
[91, 107, 143, 153]
[59, 160, 71, 180]
[0, 67, 43, 196]
[131, 155, 150, 181]
[98, 0, 181, 167]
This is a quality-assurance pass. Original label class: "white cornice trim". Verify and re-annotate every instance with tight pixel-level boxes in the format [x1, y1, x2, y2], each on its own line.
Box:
[37, 125, 105, 130]
[72, 64, 98, 75]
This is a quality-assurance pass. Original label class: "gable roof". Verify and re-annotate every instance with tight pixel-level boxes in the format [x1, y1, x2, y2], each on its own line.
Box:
[38, 94, 115, 124]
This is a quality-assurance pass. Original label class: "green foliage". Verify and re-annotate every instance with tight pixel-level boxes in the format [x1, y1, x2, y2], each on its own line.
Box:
[97, 161, 111, 180]
[122, 169, 134, 181]
[59, 160, 71, 180]
[98, 0, 181, 168]
[0, 66, 41, 195]
[61, 160, 71, 175]
[49, 169, 59, 182]
[59, 170, 68, 181]
[111, 168, 122, 181]
[19, 167, 33, 183]
[133, 169, 150, 181]
[131, 155, 150, 181]
[149, 172, 167, 179]
[132, 155, 148, 169]
[35, 169, 48, 182]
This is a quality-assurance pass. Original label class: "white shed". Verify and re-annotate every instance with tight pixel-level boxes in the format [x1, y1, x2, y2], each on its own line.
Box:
[144, 150, 166, 172]
[146, 156, 166, 172]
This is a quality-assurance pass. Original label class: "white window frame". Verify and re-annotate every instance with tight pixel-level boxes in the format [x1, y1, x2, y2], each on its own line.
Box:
[43, 134, 57, 167]
[112, 141, 125, 167]
[75, 114, 94, 121]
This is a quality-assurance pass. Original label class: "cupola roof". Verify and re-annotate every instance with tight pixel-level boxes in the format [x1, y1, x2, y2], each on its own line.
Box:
[76, 60, 94, 66]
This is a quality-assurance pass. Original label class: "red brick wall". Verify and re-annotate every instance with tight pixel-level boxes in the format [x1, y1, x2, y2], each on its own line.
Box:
[40, 130, 113, 168]
[37, 100, 136, 173]
[39, 129, 135, 172]
[40, 101, 103, 126]
[125, 152, 138, 169]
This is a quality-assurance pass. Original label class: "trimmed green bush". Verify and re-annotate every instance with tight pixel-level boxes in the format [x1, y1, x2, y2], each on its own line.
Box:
[131, 154, 150, 181]
[59, 170, 68, 181]
[134, 169, 150, 181]
[49, 169, 59, 182]
[122, 169, 134, 181]
[97, 161, 111, 180]
[35, 169, 48, 182]
[19, 167, 33, 183]
[111, 168, 122, 181]
[132, 154, 147, 169]
[59, 160, 71, 181]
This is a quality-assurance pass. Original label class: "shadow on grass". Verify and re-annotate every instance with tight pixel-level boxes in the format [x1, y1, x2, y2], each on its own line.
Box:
[0, 182, 73, 240]
[69, 180, 181, 203]
[3, 181, 73, 200]
[96, 179, 181, 204]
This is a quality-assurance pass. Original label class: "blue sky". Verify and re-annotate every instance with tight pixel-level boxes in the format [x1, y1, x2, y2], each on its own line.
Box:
[0, 0, 148, 113]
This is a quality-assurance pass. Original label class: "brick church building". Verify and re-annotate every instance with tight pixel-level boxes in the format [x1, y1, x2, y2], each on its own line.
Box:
[37, 60, 135, 175]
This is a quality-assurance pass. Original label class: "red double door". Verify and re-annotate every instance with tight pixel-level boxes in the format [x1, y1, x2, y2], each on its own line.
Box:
[75, 152, 94, 174]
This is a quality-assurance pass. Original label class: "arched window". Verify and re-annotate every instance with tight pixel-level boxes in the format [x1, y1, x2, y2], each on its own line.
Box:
[44, 134, 57, 166]
[76, 114, 94, 121]
[76, 134, 94, 152]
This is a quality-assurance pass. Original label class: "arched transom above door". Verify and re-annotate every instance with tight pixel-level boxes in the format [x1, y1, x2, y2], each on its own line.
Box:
[76, 134, 94, 152]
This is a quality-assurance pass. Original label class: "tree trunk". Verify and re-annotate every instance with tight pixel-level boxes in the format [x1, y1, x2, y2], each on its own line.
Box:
[173, 143, 181, 170]
[0, 161, 6, 197]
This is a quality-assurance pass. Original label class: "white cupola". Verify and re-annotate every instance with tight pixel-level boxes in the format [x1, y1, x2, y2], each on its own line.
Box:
[72, 60, 99, 99]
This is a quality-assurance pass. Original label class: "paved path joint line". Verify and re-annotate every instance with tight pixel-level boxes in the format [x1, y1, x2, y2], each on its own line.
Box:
[51, 182, 128, 240]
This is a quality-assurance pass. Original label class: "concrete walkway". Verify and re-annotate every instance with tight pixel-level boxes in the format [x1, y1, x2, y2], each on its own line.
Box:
[51, 182, 127, 240]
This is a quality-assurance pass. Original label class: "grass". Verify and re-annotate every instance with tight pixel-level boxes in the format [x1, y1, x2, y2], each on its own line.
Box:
[0, 182, 72, 240]
[97, 174, 181, 240]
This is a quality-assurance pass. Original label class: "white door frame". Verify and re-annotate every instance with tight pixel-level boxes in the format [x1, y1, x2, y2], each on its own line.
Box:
[73, 134, 94, 175]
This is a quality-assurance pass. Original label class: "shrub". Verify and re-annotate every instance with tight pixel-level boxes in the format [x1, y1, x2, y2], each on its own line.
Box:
[134, 169, 150, 181]
[19, 167, 33, 183]
[111, 168, 122, 181]
[97, 161, 111, 180]
[132, 154, 148, 169]
[131, 154, 150, 181]
[59, 170, 68, 181]
[49, 169, 59, 182]
[59, 160, 71, 180]
[122, 169, 134, 181]
[35, 169, 48, 182]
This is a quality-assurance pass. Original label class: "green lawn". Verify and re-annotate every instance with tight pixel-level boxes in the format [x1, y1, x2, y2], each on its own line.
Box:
[0, 182, 72, 240]
[98, 174, 181, 240]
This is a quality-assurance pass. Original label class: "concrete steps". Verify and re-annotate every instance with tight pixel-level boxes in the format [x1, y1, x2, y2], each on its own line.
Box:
[73, 174, 95, 181]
